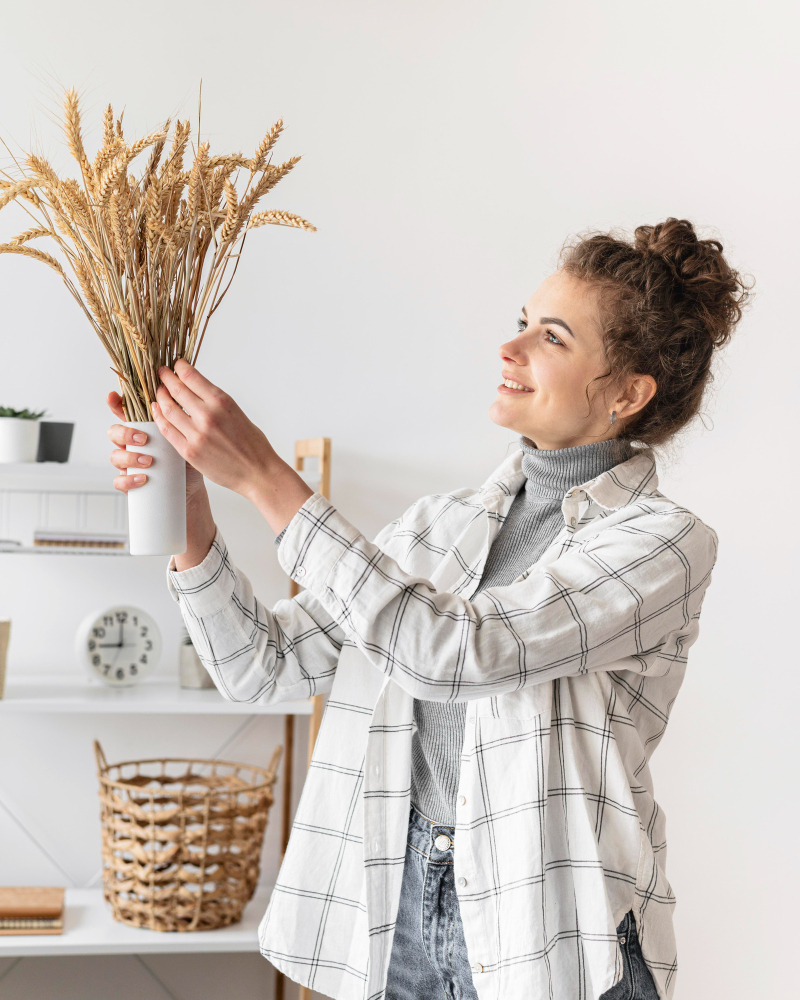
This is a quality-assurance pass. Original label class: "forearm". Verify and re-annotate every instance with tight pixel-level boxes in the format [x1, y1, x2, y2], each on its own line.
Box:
[275, 493, 715, 700]
[173, 483, 217, 571]
[173, 452, 311, 572]
[244, 452, 314, 536]
[167, 525, 343, 704]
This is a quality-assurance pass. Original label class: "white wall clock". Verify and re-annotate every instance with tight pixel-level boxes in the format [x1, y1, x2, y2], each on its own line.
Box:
[75, 605, 162, 686]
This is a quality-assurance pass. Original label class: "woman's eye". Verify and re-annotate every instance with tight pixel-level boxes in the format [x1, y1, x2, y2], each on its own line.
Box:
[544, 330, 563, 346]
[516, 317, 526, 332]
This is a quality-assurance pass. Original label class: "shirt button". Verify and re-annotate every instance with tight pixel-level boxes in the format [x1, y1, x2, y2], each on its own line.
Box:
[570, 516, 577, 526]
[458, 794, 466, 806]
[471, 962, 483, 974]
[457, 876, 467, 887]
[296, 566, 306, 578]
[434, 834, 452, 851]
[619, 935, 626, 945]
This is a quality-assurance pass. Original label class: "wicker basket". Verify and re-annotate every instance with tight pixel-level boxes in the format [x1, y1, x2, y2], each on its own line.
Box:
[94, 739, 282, 932]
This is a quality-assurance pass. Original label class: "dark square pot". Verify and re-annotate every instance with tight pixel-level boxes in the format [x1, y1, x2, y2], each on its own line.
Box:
[36, 422, 74, 463]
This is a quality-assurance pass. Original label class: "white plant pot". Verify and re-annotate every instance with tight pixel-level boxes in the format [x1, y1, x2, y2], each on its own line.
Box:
[0, 418, 40, 463]
[124, 420, 187, 556]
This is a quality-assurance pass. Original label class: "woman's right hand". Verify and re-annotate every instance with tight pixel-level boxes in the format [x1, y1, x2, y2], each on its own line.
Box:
[106, 391, 206, 504]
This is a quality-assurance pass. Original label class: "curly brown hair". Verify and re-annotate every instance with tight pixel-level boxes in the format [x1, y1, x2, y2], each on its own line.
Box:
[557, 217, 754, 456]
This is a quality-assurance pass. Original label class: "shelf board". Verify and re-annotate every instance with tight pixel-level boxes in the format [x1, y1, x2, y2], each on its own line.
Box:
[0, 545, 129, 556]
[0, 462, 322, 493]
[0, 886, 272, 956]
[0, 463, 117, 494]
[0, 675, 313, 715]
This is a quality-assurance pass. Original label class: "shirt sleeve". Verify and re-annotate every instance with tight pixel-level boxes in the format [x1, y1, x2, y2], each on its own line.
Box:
[274, 492, 719, 702]
[165, 526, 346, 705]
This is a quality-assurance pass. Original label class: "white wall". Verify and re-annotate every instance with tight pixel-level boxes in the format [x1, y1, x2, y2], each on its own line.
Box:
[0, 1, 796, 997]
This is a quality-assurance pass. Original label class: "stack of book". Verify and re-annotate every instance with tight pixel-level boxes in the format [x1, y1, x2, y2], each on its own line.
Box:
[32, 530, 128, 550]
[0, 887, 65, 935]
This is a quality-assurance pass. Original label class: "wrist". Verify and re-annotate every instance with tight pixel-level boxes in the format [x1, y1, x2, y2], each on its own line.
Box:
[173, 495, 217, 572]
[244, 455, 314, 536]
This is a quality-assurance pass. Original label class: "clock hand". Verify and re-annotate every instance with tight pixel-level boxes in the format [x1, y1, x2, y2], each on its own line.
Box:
[97, 643, 123, 648]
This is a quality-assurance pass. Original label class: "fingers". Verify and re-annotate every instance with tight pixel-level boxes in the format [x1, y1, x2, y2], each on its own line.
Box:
[150, 399, 189, 455]
[107, 391, 126, 420]
[113, 472, 148, 493]
[110, 447, 151, 472]
[154, 385, 194, 438]
[157, 365, 204, 415]
[171, 358, 224, 402]
[108, 423, 150, 448]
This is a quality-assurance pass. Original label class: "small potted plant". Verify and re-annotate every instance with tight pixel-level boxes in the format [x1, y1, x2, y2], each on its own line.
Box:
[0, 407, 47, 463]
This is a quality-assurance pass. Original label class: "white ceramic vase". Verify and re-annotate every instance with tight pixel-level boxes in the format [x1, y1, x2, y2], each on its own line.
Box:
[124, 420, 187, 556]
[0, 418, 40, 463]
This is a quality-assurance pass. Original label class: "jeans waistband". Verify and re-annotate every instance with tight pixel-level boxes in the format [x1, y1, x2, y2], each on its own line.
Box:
[407, 802, 456, 862]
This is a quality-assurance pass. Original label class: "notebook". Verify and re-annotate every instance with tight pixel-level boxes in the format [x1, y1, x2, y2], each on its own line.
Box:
[0, 887, 65, 936]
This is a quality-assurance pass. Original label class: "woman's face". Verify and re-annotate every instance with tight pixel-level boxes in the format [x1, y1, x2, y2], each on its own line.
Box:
[489, 269, 652, 450]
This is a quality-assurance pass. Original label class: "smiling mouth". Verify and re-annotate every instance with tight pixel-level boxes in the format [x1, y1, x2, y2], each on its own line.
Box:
[500, 378, 534, 393]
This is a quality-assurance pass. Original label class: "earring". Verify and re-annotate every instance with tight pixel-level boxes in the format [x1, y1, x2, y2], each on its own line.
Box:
[610, 411, 617, 424]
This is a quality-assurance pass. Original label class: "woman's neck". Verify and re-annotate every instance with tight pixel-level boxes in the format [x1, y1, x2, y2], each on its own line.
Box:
[518, 435, 634, 501]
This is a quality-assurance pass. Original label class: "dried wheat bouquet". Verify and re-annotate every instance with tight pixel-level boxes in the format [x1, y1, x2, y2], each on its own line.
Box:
[0, 88, 316, 420]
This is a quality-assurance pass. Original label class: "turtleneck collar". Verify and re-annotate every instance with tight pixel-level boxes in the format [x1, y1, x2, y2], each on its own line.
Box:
[518, 435, 634, 502]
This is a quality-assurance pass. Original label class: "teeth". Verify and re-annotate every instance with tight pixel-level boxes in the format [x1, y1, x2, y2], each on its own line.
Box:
[503, 378, 533, 392]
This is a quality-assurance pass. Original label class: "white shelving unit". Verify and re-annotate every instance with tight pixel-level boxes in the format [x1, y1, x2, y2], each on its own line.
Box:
[0, 456, 324, 970]
[0, 463, 128, 553]
[0, 461, 322, 554]
[0, 675, 313, 716]
[0, 887, 272, 957]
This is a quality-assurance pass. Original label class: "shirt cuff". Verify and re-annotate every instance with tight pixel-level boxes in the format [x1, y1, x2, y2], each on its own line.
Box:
[165, 526, 236, 617]
[276, 492, 362, 594]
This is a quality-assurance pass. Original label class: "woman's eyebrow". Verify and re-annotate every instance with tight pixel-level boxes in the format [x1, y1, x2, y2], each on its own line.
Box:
[521, 306, 576, 339]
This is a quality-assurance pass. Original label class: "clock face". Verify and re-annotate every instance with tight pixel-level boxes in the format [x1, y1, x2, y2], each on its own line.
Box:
[76, 605, 162, 686]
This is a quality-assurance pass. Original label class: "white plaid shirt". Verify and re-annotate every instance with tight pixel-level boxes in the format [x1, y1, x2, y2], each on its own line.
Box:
[166, 443, 718, 1000]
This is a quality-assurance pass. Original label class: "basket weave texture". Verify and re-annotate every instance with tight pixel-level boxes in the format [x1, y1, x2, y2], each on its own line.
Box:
[94, 739, 282, 932]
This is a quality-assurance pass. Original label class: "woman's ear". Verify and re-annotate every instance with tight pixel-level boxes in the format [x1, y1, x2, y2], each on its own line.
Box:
[614, 374, 657, 421]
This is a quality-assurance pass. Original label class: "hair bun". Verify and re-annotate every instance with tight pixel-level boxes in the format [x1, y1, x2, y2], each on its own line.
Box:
[633, 217, 724, 287]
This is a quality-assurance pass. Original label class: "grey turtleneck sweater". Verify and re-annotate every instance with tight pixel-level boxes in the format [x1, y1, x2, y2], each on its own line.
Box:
[274, 434, 634, 825]
[409, 434, 634, 825]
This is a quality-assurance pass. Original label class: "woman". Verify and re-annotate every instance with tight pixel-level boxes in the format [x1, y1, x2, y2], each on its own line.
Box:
[107, 218, 750, 1000]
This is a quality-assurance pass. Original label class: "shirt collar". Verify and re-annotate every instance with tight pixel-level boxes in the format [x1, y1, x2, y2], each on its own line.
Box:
[478, 442, 660, 513]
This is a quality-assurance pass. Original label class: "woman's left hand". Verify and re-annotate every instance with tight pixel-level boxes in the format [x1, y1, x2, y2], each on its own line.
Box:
[152, 359, 313, 534]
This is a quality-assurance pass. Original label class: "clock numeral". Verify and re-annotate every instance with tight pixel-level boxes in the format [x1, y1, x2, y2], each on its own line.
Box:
[132, 616, 138, 626]
[103, 664, 111, 674]
[144, 640, 153, 651]
[103, 616, 114, 626]
[140, 654, 148, 665]
[115, 668, 124, 681]
[130, 664, 138, 675]
[92, 627, 106, 638]
[140, 626, 149, 638]
[88, 639, 96, 651]
[115, 611, 128, 624]
[92, 654, 101, 666]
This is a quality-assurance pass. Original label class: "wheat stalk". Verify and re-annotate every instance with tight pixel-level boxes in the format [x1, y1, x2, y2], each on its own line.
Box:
[0, 87, 316, 421]
[248, 209, 317, 232]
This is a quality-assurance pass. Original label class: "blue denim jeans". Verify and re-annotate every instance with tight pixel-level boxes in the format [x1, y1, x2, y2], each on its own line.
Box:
[385, 803, 660, 1000]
